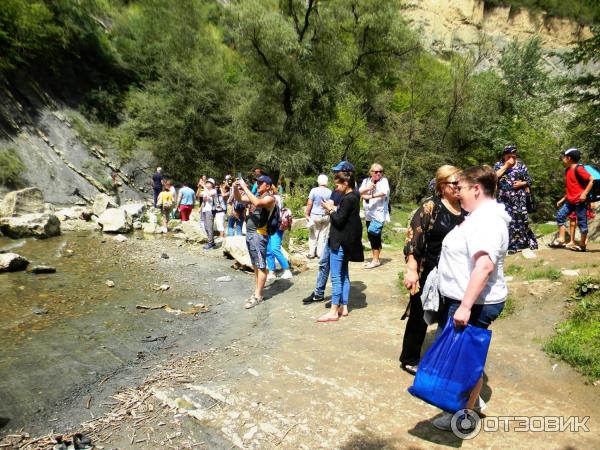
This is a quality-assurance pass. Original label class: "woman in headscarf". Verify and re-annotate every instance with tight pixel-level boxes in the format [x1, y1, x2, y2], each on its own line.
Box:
[494, 144, 537, 254]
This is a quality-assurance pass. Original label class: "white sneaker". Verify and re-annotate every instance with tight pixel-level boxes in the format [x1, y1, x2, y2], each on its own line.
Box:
[266, 272, 277, 281]
[280, 269, 293, 280]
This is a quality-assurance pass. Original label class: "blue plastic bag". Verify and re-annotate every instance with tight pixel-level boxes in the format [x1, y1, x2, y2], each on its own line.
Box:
[367, 220, 383, 234]
[408, 320, 492, 413]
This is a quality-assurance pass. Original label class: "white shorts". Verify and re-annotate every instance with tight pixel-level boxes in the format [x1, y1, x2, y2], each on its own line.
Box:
[215, 212, 225, 232]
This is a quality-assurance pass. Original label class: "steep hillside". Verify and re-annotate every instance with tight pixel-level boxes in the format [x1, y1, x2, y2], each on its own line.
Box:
[0, 75, 153, 205]
[403, 0, 592, 68]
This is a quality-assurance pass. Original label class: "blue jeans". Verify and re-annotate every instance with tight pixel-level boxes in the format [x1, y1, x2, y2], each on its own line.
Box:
[437, 298, 504, 338]
[267, 229, 289, 271]
[314, 243, 331, 297]
[556, 201, 589, 234]
[330, 245, 350, 306]
[227, 215, 243, 236]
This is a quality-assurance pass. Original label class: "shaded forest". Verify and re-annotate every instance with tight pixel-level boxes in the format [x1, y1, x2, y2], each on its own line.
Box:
[0, 0, 598, 215]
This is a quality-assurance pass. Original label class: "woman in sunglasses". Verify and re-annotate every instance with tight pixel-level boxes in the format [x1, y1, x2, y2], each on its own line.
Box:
[400, 165, 465, 375]
[359, 163, 390, 269]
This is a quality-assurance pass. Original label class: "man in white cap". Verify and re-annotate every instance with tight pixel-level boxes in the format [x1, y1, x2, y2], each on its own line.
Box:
[201, 178, 218, 250]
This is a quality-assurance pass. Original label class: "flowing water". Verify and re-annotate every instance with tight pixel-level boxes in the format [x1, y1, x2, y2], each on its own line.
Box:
[0, 233, 209, 429]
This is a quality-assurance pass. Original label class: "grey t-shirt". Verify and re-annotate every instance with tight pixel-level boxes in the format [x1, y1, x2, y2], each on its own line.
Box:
[308, 186, 332, 215]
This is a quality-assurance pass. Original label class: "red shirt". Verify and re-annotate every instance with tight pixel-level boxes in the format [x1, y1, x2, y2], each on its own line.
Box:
[565, 165, 592, 204]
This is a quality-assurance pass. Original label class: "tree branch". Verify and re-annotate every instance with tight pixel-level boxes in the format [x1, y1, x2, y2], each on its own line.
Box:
[251, 32, 294, 118]
[298, 0, 315, 42]
[288, 0, 301, 36]
[341, 47, 418, 77]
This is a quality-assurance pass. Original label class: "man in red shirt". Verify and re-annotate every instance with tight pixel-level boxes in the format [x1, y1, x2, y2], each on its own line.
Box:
[550, 148, 594, 251]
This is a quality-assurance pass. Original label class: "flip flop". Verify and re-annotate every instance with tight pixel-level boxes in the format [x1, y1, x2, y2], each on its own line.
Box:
[567, 244, 586, 252]
[364, 261, 381, 269]
[317, 314, 339, 323]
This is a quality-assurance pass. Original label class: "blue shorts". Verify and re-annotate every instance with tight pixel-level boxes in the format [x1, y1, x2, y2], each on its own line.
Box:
[439, 297, 505, 330]
[246, 232, 268, 270]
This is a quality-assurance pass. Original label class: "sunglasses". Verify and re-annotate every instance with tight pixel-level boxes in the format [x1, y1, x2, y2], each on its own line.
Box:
[372, 170, 383, 174]
[444, 181, 459, 186]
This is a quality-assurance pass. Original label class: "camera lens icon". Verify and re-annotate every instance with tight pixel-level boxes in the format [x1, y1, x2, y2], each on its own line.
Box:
[451, 409, 482, 439]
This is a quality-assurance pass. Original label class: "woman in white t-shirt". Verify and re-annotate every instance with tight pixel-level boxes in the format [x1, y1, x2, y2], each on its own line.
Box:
[432, 165, 510, 432]
[359, 163, 390, 269]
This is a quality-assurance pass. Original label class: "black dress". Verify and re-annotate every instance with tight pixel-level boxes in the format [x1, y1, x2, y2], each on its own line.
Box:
[329, 191, 364, 262]
[400, 196, 465, 366]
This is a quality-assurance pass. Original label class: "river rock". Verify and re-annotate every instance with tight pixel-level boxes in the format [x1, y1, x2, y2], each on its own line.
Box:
[32, 307, 48, 315]
[0, 187, 45, 217]
[589, 205, 600, 242]
[0, 253, 29, 272]
[98, 208, 132, 233]
[55, 206, 93, 221]
[142, 223, 161, 234]
[60, 219, 101, 232]
[120, 203, 146, 219]
[179, 221, 208, 243]
[30, 265, 56, 274]
[105, 280, 115, 287]
[92, 193, 118, 217]
[133, 221, 142, 230]
[113, 234, 128, 242]
[0, 213, 61, 239]
[216, 275, 232, 282]
[291, 217, 308, 230]
[222, 236, 252, 268]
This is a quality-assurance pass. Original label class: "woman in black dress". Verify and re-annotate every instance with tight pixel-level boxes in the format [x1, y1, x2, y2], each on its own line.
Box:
[400, 165, 465, 374]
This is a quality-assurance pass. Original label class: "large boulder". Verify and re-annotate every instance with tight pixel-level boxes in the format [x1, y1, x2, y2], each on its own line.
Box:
[98, 208, 132, 233]
[142, 222, 161, 234]
[55, 206, 93, 222]
[0, 187, 45, 217]
[178, 220, 208, 243]
[60, 219, 101, 232]
[119, 203, 146, 220]
[222, 235, 252, 269]
[0, 213, 61, 239]
[0, 253, 29, 272]
[92, 193, 118, 217]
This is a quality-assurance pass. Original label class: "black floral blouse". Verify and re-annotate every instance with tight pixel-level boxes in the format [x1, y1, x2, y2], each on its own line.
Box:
[404, 196, 465, 274]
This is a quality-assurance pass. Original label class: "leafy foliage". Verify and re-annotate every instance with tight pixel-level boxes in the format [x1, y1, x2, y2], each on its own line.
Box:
[0, 0, 595, 217]
[0, 147, 26, 187]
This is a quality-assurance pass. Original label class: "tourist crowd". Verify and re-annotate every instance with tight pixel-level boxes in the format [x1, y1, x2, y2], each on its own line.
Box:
[149, 143, 597, 435]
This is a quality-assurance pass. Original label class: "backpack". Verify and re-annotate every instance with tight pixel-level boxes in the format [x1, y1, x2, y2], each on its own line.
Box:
[279, 207, 293, 231]
[267, 202, 281, 235]
[574, 163, 600, 203]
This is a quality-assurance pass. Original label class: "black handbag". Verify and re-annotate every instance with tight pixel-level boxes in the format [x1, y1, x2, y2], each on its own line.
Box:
[525, 189, 537, 213]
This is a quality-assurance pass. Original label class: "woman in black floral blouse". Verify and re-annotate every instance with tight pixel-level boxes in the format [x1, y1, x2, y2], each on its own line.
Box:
[399, 165, 465, 375]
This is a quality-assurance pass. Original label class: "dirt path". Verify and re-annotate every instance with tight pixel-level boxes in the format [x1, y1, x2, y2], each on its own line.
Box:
[4, 240, 599, 449]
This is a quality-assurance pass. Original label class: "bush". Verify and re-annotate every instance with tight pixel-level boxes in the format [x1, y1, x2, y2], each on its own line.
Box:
[0, 147, 26, 187]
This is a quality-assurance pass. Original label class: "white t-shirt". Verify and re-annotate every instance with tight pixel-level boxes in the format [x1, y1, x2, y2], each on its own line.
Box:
[361, 177, 390, 223]
[438, 200, 510, 305]
[201, 189, 216, 213]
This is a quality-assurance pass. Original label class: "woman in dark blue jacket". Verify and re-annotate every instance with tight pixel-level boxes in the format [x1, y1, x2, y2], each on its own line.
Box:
[317, 171, 364, 322]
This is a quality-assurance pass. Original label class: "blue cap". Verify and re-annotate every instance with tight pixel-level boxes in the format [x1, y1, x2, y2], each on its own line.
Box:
[331, 160, 355, 172]
[503, 144, 517, 154]
[256, 175, 273, 185]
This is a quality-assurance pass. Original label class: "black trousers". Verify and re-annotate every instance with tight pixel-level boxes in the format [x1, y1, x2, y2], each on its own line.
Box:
[399, 268, 431, 366]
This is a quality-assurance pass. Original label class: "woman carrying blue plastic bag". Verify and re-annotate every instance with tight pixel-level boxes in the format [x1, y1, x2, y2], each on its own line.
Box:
[427, 165, 510, 432]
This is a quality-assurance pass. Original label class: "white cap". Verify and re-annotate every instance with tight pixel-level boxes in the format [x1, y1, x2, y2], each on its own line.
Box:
[207, 178, 215, 186]
[317, 174, 328, 186]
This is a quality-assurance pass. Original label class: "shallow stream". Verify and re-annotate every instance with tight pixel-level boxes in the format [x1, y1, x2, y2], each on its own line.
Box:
[0, 232, 213, 430]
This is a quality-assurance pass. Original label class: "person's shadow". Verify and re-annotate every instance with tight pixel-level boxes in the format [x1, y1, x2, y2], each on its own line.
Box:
[348, 280, 368, 312]
[264, 278, 293, 299]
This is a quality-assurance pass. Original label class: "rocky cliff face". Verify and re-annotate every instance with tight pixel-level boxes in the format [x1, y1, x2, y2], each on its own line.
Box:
[0, 76, 153, 206]
[403, 0, 592, 68]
